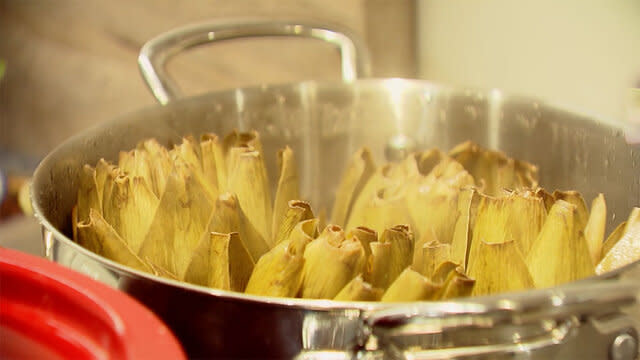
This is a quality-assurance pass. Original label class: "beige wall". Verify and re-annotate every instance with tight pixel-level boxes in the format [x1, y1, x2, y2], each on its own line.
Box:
[417, 0, 640, 123]
[0, 0, 416, 158]
[0, 1, 365, 156]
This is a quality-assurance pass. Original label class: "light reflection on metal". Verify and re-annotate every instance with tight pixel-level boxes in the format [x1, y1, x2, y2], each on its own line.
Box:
[488, 88, 504, 150]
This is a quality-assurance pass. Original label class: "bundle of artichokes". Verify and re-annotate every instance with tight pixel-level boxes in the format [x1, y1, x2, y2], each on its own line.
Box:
[73, 130, 640, 302]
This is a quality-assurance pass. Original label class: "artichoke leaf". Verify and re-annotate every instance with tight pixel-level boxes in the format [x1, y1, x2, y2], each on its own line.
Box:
[77, 164, 102, 223]
[553, 190, 589, 231]
[77, 209, 152, 273]
[334, 275, 383, 301]
[468, 240, 534, 296]
[381, 267, 441, 302]
[227, 147, 273, 247]
[183, 232, 254, 292]
[331, 147, 376, 227]
[273, 200, 314, 246]
[102, 175, 159, 253]
[597, 208, 640, 274]
[525, 200, 595, 288]
[415, 239, 452, 279]
[345, 184, 412, 238]
[205, 192, 270, 263]
[138, 161, 215, 278]
[272, 147, 302, 240]
[200, 133, 225, 194]
[450, 187, 479, 270]
[245, 218, 318, 297]
[434, 269, 475, 300]
[301, 225, 366, 299]
[584, 194, 606, 264]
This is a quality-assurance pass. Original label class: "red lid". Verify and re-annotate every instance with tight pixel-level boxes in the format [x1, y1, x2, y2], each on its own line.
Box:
[0, 248, 186, 360]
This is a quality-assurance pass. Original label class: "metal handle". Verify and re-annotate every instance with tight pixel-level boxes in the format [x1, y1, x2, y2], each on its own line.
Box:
[367, 278, 640, 359]
[138, 20, 371, 105]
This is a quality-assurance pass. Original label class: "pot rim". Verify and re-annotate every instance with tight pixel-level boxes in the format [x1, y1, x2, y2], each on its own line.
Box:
[31, 77, 639, 312]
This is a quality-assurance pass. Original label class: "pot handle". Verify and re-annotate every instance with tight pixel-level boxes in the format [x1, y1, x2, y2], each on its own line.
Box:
[138, 20, 371, 105]
[366, 278, 640, 359]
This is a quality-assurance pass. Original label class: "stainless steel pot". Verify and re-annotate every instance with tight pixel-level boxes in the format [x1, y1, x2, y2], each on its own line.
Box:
[32, 20, 640, 359]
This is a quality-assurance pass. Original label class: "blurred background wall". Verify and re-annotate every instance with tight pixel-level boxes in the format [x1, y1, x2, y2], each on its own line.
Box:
[1, 0, 638, 166]
[0, 0, 415, 161]
[417, 0, 640, 125]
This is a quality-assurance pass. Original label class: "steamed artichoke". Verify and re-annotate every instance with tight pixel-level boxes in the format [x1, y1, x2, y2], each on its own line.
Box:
[73, 129, 640, 302]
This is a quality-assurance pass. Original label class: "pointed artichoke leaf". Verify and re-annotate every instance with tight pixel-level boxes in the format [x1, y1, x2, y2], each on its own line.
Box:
[468, 240, 534, 296]
[245, 218, 318, 297]
[369, 241, 391, 289]
[301, 225, 366, 299]
[346, 184, 412, 237]
[118, 148, 152, 190]
[449, 141, 538, 195]
[553, 190, 589, 231]
[597, 208, 640, 274]
[468, 190, 546, 268]
[435, 269, 475, 300]
[223, 129, 263, 157]
[431, 260, 460, 284]
[272, 147, 301, 239]
[170, 136, 220, 199]
[183, 232, 254, 292]
[227, 147, 273, 247]
[423, 155, 476, 189]
[334, 275, 383, 301]
[331, 147, 376, 227]
[415, 148, 447, 176]
[584, 194, 606, 264]
[347, 164, 395, 228]
[416, 239, 452, 279]
[525, 200, 595, 288]
[102, 175, 159, 253]
[534, 187, 556, 213]
[170, 136, 202, 171]
[77, 209, 152, 273]
[77, 164, 102, 222]
[138, 138, 172, 197]
[382, 224, 414, 282]
[368, 224, 414, 290]
[200, 133, 224, 194]
[94, 159, 114, 204]
[506, 190, 547, 255]
[205, 192, 270, 263]
[381, 267, 441, 302]
[138, 161, 215, 278]
[347, 227, 377, 283]
[601, 221, 628, 257]
[100, 164, 125, 219]
[408, 156, 474, 264]
[450, 187, 479, 270]
[386, 152, 421, 183]
[348, 226, 377, 283]
[273, 200, 314, 245]
[408, 182, 459, 266]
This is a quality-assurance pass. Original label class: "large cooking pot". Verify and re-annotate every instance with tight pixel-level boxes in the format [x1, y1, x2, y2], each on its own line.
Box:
[32, 20, 640, 359]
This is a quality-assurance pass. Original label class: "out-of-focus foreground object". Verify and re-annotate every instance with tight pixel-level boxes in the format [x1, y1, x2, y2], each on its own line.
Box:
[0, 247, 186, 360]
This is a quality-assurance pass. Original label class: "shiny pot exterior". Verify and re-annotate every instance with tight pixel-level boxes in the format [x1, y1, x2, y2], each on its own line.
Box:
[33, 79, 640, 359]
